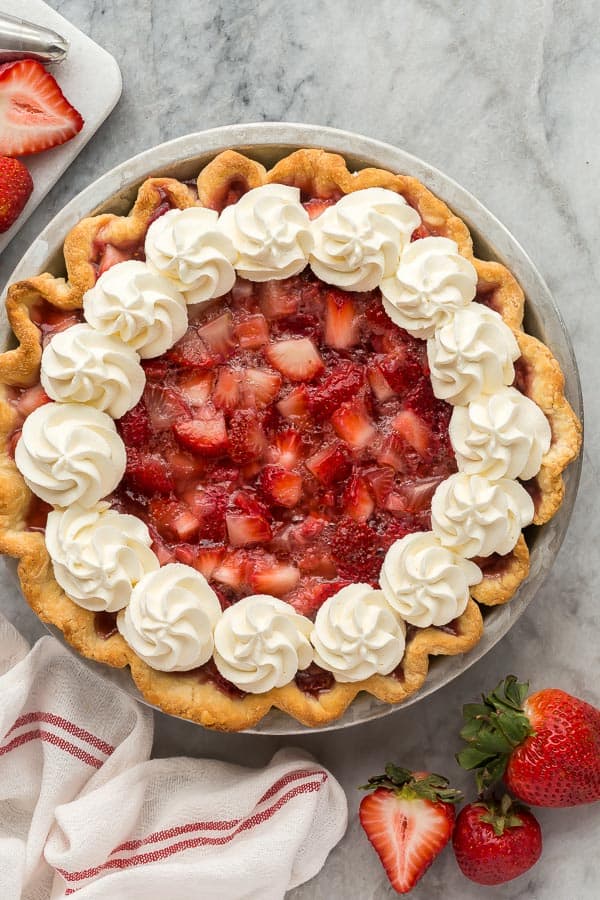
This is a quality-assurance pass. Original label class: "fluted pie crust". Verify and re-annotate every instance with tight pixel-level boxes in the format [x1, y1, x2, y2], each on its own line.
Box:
[0, 149, 582, 731]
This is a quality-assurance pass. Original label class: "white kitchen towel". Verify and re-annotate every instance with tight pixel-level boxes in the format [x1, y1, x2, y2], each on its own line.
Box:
[0, 613, 347, 899]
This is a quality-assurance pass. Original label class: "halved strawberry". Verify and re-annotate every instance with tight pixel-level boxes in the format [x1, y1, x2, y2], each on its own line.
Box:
[173, 412, 228, 457]
[226, 513, 272, 547]
[0, 60, 84, 156]
[392, 410, 431, 456]
[367, 362, 397, 402]
[177, 372, 214, 407]
[97, 244, 132, 277]
[265, 338, 324, 382]
[343, 474, 375, 522]
[305, 443, 352, 485]
[359, 766, 460, 895]
[269, 428, 304, 469]
[324, 289, 359, 349]
[308, 361, 365, 420]
[167, 328, 216, 369]
[277, 385, 310, 420]
[235, 313, 269, 349]
[116, 403, 150, 446]
[149, 498, 200, 543]
[124, 450, 174, 495]
[198, 312, 236, 359]
[144, 384, 191, 432]
[331, 399, 377, 450]
[250, 562, 301, 596]
[228, 410, 266, 464]
[259, 465, 302, 508]
[212, 367, 241, 411]
[15, 385, 51, 418]
[259, 281, 299, 320]
[242, 367, 282, 408]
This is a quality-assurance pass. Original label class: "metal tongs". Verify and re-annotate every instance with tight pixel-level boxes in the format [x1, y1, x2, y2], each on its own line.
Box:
[0, 11, 68, 64]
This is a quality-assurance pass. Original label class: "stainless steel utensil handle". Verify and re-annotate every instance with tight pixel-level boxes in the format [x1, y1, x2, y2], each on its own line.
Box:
[0, 11, 68, 63]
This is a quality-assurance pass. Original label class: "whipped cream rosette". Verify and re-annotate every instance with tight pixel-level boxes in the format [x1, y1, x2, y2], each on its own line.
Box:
[309, 187, 421, 291]
[145, 207, 237, 304]
[117, 564, 222, 672]
[15, 402, 126, 508]
[46, 502, 159, 612]
[311, 583, 406, 682]
[83, 260, 188, 358]
[219, 184, 313, 281]
[41, 323, 145, 418]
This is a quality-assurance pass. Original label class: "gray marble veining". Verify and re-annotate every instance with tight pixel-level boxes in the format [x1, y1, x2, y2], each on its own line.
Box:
[1, 1, 599, 898]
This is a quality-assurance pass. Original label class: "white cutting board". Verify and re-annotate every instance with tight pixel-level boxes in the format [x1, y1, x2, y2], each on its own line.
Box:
[0, 0, 122, 254]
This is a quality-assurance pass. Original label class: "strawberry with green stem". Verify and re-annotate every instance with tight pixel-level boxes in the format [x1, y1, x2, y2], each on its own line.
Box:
[359, 765, 461, 894]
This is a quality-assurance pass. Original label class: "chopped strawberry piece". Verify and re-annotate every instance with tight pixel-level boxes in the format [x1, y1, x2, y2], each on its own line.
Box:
[259, 281, 299, 320]
[331, 518, 382, 583]
[226, 513, 272, 547]
[298, 548, 338, 578]
[364, 466, 395, 506]
[166, 449, 204, 483]
[212, 551, 246, 589]
[308, 361, 365, 419]
[143, 384, 190, 432]
[97, 244, 132, 277]
[367, 362, 397, 402]
[331, 399, 377, 450]
[324, 289, 359, 349]
[16, 385, 51, 418]
[250, 562, 301, 596]
[125, 450, 174, 495]
[268, 428, 305, 469]
[228, 410, 266, 464]
[192, 546, 227, 579]
[305, 443, 352, 485]
[235, 313, 269, 349]
[0, 156, 33, 234]
[116, 403, 151, 447]
[212, 367, 241, 411]
[259, 465, 302, 508]
[365, 299, 392, 332]
[149, 498, 200, 543]
[376, 436, 406, 472]
[232, 490, 271, 519]
[387, 476, 446, 514]
[198, 312, 235, 359]
[141, 358, 169, 381]
[147, 525, 177, 565]
[286, 579, 350, 617]
[167, 328, 216, 369]
[302, 197, 336, 219]
[379, 350, 425, 394]
[392, 409, 431, 456]
[177, 372, 214, 407]
[289, 515, 328, 547]
[173, 412, 228, 456]
[343, 474, 375, 522]
[411, 222, 431, 240]
[230, 279, 255, 305]
[277, 385, 310, 420]
[182, 485, 227, 540]
[265, 338, 324, 382]
[0, 60, 84, 156]
[242, 368, 282, 408]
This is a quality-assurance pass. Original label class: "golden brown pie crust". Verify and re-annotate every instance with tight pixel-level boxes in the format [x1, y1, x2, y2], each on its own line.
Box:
[0, 149, 582, 731]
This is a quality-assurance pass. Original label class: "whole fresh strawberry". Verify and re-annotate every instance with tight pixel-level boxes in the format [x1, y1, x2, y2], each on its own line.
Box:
[0, 156, 33, 233]
[457, 675, 600, 806]
[452, 794, 542, 885]
[359, 765, 461, 894]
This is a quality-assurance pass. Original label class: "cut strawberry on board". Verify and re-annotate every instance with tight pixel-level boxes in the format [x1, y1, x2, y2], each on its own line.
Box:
[359, 766, 461, 894]
[0, 60, 84, 156]
[0, 156, 33, 233]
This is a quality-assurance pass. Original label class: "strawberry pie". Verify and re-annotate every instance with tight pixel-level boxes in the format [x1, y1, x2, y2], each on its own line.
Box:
[0, 149, 581, 730]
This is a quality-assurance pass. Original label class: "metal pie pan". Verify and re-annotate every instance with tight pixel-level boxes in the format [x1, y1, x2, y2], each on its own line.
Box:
[1, 123, 583, 734]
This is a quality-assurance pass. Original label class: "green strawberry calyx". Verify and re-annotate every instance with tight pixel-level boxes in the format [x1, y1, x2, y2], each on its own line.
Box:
[475, 794, 528, 836]
[359, 764, 463, 804]
[456, 675, 535, 793]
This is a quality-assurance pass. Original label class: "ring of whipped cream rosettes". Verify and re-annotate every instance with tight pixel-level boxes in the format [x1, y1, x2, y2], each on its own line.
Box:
[14, 184, 551, 693]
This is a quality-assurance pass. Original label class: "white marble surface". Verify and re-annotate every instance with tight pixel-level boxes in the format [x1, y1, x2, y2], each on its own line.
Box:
[1, 1, 599, 897]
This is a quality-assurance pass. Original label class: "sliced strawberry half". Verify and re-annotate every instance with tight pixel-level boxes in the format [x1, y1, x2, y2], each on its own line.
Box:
[198, 312, 236, 359]
[173, 411, 228, 457]
[149, 498, 200, 543]
[242, 367, 282, 408]
[124, 450, 174, 495]
[343, 474, 375, 522]
[235, 313, 269, 349]
[324, 289, 359, 349]
[226, 513, 272, 547]
[212, 367, 241, 411]
[331, 399, 377, 450]
[305, 443, 352, 486]
[259, 465, 302, 508]
[144, 384, 191, 432]
[265, 338, 324, 382]
[0, 60, 84, 156]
